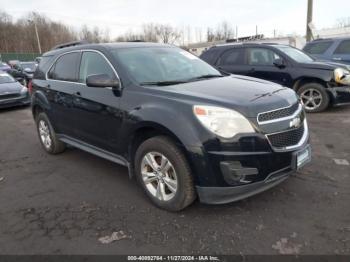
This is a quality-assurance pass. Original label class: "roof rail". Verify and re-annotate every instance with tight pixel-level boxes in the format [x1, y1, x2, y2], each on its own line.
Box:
[51, 40, 89, 50]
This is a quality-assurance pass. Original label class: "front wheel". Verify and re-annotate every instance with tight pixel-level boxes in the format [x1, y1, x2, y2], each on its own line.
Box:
[134, 136, 196, 211]
[297, 83, 330, 113]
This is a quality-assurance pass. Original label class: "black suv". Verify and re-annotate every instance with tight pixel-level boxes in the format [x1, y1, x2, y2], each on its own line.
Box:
[200, 43, 350, 112]
[31, 41, 311, 211]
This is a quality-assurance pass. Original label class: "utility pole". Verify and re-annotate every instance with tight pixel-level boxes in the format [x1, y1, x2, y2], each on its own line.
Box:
[306, 0, 313, 42]
[28, 19, 42, 54]
[256, 25, 258, 36]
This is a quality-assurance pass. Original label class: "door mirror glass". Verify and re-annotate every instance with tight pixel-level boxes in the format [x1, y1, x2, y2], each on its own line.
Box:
[86, 74, 120, 89]
[273, 58, 285, 68]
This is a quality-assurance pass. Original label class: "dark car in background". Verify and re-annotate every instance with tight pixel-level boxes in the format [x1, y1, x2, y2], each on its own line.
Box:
[200, 43, 350, 112]
[303, 37, 350, 65]
[0, 71, 30, 109]
[31, 41, 311, 211]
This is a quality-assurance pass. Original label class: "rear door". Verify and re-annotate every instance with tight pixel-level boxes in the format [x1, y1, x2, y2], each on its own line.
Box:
[244, 47, 293, 86]
[46, 51, 81, 137]
[332, 39, 350, 64]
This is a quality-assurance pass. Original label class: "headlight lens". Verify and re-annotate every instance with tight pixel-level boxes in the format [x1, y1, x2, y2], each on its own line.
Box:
[193, 105, 255, 138]
[20, 86, 28, 94]
[334, 68, 350, 85]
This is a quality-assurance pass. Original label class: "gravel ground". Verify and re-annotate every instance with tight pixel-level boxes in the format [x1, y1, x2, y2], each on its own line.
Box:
[0, 106, 349, 255]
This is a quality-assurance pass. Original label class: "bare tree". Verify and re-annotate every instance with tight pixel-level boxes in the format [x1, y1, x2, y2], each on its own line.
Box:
[155, 24, 181, 44]
[336, 17, 350, 28]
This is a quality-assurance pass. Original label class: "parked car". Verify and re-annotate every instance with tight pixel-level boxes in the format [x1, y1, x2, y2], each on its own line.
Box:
[200, 43, 350, 113]
[0, 62, 11, 72]
[17, 61, 37, 85]
[303, 37, 350, 65]
[0, 71, 30, 109]
[31, 41, 311, 211]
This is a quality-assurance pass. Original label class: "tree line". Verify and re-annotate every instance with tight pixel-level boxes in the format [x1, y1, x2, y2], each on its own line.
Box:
[0, 10, 237, 54]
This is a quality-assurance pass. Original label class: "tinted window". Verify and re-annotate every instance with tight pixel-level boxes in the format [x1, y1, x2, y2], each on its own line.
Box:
[79, 52, 115, 83]
[247, 48, 280, 66]
[334, 40, 350, 54]
[219, 49, 243, 65]
[303, 41, 332, 54]
[48, 52, 80, 81]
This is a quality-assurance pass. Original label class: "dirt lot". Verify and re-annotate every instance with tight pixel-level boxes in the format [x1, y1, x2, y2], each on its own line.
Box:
[0, 106, 349, 255]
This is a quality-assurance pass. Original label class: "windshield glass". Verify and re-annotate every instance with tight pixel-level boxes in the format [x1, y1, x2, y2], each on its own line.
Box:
[274, 46, 314, 63]
[112, 47, 221, 85]
[20, 62, 37, 71]
[0, 73, 16, 84]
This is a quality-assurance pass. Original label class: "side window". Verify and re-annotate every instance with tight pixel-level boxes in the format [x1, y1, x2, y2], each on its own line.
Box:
[48, 52, 80, 81]
[303, 41, 332, 54]
[334, 40, 350, 54]
[79, 52, 115, 83]
[219, 49, 243, 65]
[247, 48, 280, 66]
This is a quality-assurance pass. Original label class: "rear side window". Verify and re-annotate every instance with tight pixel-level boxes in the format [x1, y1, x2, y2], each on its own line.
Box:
[218, 49, 243, 65]
[48, 52, 80, 82]
[79, 51, 115, 83]
[247, 48, 280, 66]
[303, 41, 332, 54]
[334, 40, 350, 54]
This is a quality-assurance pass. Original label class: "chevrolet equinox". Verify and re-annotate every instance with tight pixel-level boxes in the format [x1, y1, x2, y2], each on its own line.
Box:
[31, 41, 311, 211]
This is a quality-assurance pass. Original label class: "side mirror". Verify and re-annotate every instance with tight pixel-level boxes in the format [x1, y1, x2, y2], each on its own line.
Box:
[273, 58, 286, 68]
[86, 74, 120, 89]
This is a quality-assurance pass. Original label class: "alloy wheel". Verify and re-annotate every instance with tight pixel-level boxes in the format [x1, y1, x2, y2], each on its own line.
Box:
[141, 152, 178, 201]
[300, 88, 323, 111]
[38, 120, 52, 150]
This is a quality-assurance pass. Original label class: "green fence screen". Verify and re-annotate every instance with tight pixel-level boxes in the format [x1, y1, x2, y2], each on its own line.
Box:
[0, 53, 40, 62]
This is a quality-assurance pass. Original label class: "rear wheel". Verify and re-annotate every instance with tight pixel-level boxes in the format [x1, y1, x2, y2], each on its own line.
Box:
[135, 136, 196, 211]
[36, 112, 66, 154]
[297, 83, 329, 113]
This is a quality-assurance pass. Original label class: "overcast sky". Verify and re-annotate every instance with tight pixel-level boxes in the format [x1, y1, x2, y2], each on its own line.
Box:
[1, 0, 349, 42]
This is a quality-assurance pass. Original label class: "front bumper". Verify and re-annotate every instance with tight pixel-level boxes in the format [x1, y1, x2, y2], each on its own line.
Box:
[0, 93, 30, 109]
[328, 86, 350, 105]
[188, 121, 311, 204]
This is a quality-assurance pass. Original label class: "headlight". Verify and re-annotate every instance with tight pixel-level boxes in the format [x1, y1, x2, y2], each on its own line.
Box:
[334, 68, 350, 85]
[193, 105, 255, 138]
[20, 86, 28, 94]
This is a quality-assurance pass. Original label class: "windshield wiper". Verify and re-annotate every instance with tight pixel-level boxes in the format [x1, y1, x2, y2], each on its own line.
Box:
[140, 80, 187, 86]
[187, 74, 223, 82]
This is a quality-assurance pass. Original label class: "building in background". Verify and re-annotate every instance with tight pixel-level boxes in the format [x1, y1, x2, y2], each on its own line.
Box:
[313, 26, 350, 39]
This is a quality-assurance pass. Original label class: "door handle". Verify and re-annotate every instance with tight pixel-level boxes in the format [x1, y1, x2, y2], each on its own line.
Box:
[75, 91, 81, 96]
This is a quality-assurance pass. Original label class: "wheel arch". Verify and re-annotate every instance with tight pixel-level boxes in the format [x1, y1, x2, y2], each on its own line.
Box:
[292, 77, 328, 93]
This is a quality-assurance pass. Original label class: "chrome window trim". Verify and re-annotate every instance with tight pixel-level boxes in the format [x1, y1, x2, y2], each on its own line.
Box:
[257, 103, 302, 125]
[45, 49, 122, 88]
[265, 119, 309, 152]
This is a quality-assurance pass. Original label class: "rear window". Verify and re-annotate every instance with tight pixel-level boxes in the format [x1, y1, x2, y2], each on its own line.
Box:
[303, 41, 332, 54]
[334, 40, 350, 54]
[218, 48, 244, 66]
[48, 52, 80, 82]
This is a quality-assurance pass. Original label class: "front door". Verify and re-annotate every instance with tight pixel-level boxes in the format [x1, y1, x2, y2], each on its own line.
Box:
[72, 51, 123, 154]
[245, 47, 293, 87]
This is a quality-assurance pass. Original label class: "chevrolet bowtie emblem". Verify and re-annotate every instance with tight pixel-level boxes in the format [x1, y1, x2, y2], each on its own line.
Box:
[290, 117, 301, 128]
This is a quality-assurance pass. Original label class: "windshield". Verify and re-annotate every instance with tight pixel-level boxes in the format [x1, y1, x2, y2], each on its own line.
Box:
[0, 73, 16, 84]
[275, 46, 314, 63]
[112, 47, 221, 85]
[20, 62, 37, 71]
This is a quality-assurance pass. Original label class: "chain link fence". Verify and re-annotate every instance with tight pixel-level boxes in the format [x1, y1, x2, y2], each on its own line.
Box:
[0, 53, 40, 62]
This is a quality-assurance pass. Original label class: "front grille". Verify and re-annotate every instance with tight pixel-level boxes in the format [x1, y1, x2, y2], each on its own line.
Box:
[267, 124, 304, 148]
[0, 93, 21, 100]
[258, 103, 299, 123]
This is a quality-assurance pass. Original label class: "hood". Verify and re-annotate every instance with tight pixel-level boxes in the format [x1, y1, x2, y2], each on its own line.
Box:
[0, 81, 23, 94]
[298, 60, 350, 71]
[155, 75, 299, 118]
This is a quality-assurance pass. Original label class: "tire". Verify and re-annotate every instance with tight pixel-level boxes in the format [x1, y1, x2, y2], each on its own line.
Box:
[36, 112, 66, 154]
[134, 136, 196, 211]
[297, 83, 330, 113]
